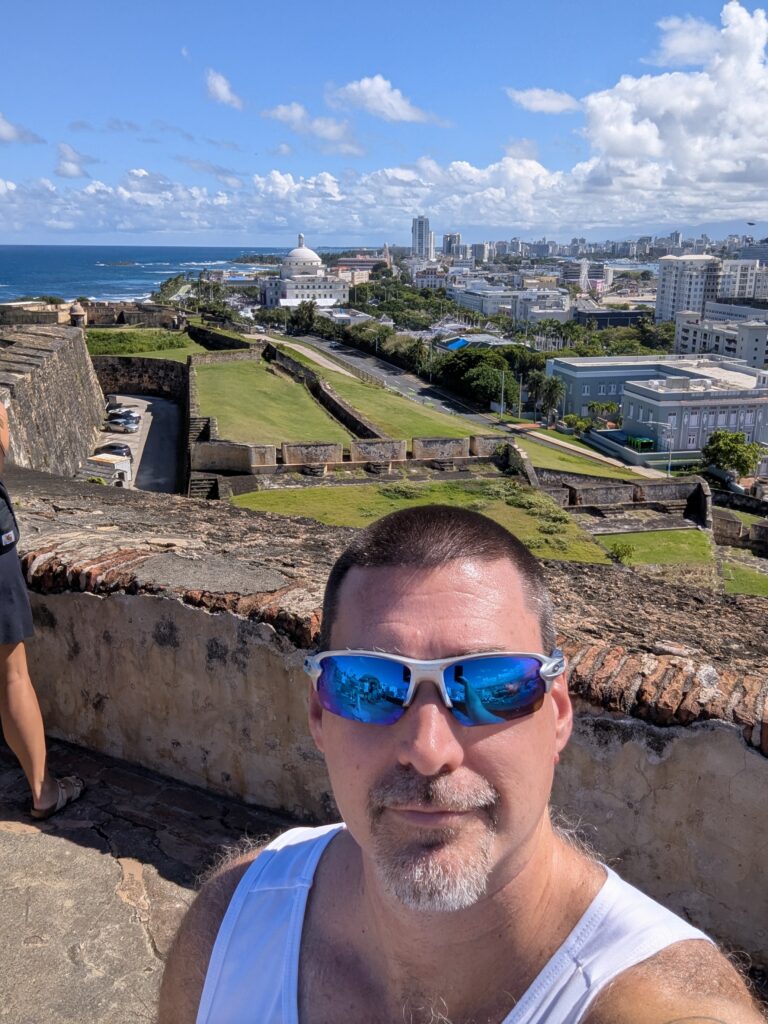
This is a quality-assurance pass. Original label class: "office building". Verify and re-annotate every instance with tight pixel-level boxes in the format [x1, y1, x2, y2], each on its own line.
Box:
[411, 216, 434, 260]
[442, 232, 461, 256]
[674, 311, 768, 368]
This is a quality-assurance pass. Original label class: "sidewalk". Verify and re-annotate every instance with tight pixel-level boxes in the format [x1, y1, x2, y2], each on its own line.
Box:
[0, 738, 294, 1024]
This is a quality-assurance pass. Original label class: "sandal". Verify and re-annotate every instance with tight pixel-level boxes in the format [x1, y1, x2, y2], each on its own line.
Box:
[30, 775, 85, 820]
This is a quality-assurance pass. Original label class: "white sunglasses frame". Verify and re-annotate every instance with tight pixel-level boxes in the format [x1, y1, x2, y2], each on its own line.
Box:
[303, 648, 566, 719]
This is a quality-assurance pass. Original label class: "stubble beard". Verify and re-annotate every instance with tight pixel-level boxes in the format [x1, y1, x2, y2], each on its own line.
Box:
[367, 768, 500, 912]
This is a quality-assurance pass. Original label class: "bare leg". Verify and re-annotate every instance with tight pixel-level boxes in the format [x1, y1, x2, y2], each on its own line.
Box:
[0, 642, 58, 809]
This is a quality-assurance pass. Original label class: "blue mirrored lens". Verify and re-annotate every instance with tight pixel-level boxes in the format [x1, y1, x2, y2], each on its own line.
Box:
[445, 656, 545, 726]
[317, 655, 410, 725]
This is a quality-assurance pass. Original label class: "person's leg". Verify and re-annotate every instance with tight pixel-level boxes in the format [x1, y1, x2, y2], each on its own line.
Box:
[0, 641, 59, 810]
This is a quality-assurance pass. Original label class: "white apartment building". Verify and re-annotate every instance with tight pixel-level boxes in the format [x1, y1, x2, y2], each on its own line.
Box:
[446, 279, 518, 315]
[719, 260, 760, 300]
[260, 234, 349, 309]
[703, 300, 768, 323]
[655, 255, 721, 322]
[674, 311, 768, 368]
[411, 216, 435, 260]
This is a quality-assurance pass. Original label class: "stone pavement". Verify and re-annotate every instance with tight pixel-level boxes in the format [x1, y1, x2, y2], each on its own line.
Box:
[0, 738, 295, 1024]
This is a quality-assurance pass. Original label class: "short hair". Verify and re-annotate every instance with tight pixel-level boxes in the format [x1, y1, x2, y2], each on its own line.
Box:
[319, 504, 556, 652]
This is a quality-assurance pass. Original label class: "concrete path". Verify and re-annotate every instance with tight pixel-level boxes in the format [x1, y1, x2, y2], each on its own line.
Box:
[0, 738, 292, 1024]
[270, 339, 357, 379]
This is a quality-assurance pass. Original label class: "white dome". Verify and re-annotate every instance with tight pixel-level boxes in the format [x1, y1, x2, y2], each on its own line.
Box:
[281, 233, 323, 279]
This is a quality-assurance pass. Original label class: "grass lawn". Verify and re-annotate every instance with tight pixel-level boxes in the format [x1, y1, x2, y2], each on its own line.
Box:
[729, 509, 768, 527]
[130, 341, 210, 361]
[195, 361, 350, 445]
[516, 437, 641, 480]
[721, 562, 768, 596]
[274, 344, 490, 445]
[233, 479, 609, 563]
[533, 428, 597, 453]
[87, 328, 193, 356]
[599, 529, 713, 565]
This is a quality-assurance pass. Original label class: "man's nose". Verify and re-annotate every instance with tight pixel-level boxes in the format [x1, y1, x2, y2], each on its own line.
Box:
[395, 679, 465, 776]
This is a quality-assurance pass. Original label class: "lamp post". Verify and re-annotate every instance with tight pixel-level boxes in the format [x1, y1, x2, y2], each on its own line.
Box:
[499, 368, 506, 421]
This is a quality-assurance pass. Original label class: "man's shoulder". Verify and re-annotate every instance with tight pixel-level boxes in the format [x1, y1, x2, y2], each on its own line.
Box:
[157, 841, 264, 1024]
[584, 938, 765, 1023]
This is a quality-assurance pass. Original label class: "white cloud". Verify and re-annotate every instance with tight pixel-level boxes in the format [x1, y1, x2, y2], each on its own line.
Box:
[327, 74, 433, 123]
[181, 46, 189, 59]
[0, 112, 44, 144]
[206, 69, 243, 110]
[646, 14, 721, 66]
[3, 4, 768, 239]
[0, 179, 16, 195]
[263, 102, 362, 155]
[55, 142, 98, 179]
[505, 87, 581, 114]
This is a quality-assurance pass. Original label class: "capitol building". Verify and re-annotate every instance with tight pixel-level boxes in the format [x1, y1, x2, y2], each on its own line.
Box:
[260, 233, 349, 309]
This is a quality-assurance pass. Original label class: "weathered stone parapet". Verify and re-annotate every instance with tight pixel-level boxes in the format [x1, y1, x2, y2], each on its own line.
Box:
[469, 434, 504, 457]
[281, 442, 344, 467]
[191, 441, 277, 473]
[566, 481, 636, 506]
[411, 436, 471, 460]
[187, 324, 257, 351]
[349, 439, 407, 463]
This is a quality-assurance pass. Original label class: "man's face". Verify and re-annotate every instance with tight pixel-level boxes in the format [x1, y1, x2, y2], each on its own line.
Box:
[308, 557, 572, 911]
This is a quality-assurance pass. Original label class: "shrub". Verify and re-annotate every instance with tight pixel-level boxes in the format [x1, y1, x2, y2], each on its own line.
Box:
[378, 483, 421, 500]
[608, 541, 636, 565]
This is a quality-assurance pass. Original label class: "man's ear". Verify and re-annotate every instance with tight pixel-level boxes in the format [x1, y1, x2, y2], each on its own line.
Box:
[550, 660, 572, 758]
[307, 682, 326, 753]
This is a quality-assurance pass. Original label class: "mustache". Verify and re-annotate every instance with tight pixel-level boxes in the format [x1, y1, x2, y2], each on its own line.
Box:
[368, 768, 500, 821]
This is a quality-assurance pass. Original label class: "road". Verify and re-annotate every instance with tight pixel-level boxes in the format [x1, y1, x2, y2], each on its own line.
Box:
[98, 394, 180, 493]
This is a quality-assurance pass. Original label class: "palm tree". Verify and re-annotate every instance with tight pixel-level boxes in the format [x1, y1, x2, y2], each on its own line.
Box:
[526, 369, 547, 418]
[540, 376, 566, 426]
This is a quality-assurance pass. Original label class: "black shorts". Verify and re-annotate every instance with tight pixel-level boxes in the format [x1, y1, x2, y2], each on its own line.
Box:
[0, 545, 34, 645]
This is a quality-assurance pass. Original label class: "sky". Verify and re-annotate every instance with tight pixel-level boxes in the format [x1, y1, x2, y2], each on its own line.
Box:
[1, 0, 768, 246]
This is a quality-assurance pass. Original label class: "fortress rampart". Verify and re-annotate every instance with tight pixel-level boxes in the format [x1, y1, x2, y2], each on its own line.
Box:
[0, 325, 104, 475]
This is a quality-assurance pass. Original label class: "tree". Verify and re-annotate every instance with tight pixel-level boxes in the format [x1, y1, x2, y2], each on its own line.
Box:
[701, 430, 762, 479]
[526, 369, 547, 415]
[287, 300, 316, 335]
[540, 376, 566, 425]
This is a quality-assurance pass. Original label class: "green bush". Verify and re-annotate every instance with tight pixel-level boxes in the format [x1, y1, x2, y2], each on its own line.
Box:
[378, 483, 422, 500]
[608, 541, 636, 565]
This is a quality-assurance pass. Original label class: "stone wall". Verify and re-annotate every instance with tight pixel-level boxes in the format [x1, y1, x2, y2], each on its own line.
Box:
[553, 711, 768, 962]
[712, 507, 768, 555]
[83, 302, 179, 328]
[349, 439, 407, 463]
[1, 325, 104, 475]
[0, 306, 65, 325]
[566, 481, 636, 506]
[281, 442, 344, 466]
[191, 441, 277, 472]
[411, 436, 471, 460]
[91, 355, 188, 400]
[187, 324, 255, 351]
[713, 490, 768, 517]
[469, 434, 504, 457]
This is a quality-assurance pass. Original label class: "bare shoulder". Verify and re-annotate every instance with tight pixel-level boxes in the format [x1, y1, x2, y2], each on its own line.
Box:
[157, 841, 264, 1024]
[585, 939, 766, 1024]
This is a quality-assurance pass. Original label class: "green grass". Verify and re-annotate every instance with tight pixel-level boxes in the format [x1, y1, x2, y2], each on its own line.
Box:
[729, 509, 767, 527]
[233, 479, 609, 563]
[599, 529, 713, 565]
[87, 328, 194, 356]
[274, 344, 492, 445]
[516, 437, 641, 480]
[722, 562, 768, 596]
[532, 428, 597, 452]
[130, 342, 210, 361]
[195, 361, 350, 445]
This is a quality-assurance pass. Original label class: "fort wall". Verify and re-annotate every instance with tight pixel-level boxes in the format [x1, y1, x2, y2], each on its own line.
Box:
[91, 355, 188, 400]
[0, 325, 104, 475]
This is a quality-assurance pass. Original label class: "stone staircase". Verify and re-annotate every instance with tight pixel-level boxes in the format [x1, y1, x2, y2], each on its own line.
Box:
[188, 473, 218, 500]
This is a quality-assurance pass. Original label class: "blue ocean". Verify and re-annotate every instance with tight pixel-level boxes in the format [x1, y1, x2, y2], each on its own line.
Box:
[0, 244, 357, 303]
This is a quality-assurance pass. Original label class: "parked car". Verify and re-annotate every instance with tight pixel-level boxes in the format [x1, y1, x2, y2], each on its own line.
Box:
[94, 443, 134, 462]
[105, 417, 139, 434]
[106, 404, 136, 417]
[107, 409, 140, 423]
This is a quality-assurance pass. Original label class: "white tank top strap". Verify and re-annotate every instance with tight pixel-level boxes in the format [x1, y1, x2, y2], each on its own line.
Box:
[502, 866, 714, 1024]
[196, 823, 344, 1024]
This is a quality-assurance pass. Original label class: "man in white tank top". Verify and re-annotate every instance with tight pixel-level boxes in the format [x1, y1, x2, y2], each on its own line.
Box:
[159, 506, 762, 1023]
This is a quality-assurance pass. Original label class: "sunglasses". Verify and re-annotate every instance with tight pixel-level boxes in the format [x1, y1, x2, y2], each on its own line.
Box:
[303, 649, 566, 728]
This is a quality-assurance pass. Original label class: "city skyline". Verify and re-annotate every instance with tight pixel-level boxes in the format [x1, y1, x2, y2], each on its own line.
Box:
[1, 1, 768, 244]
